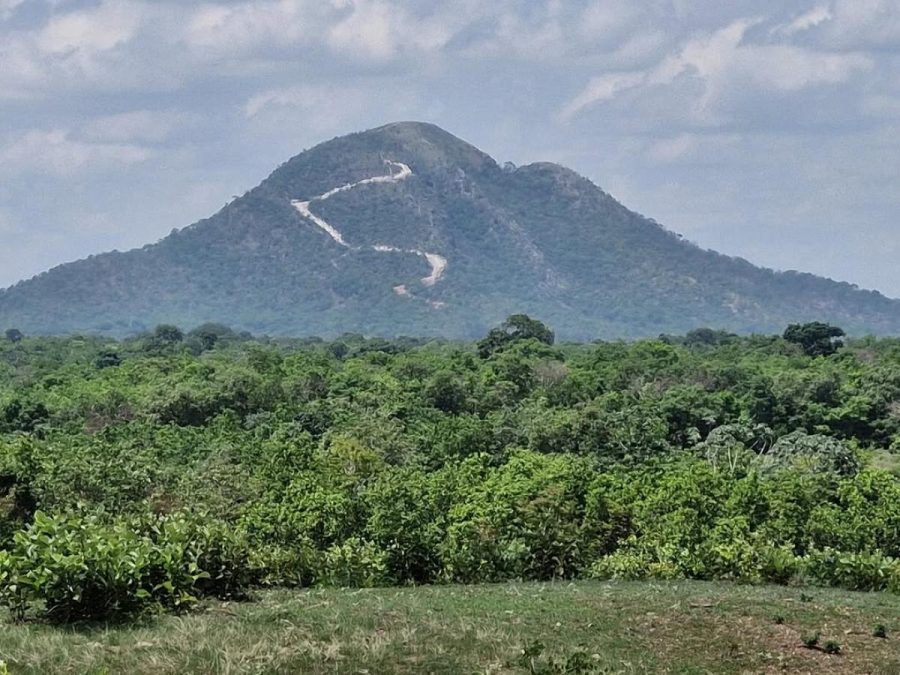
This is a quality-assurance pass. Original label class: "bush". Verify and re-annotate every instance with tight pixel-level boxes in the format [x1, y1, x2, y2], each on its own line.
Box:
[0, 510, 252, 622]
[320, 538, 388, 587]
[761, 431, 860, 477]
[1, 511, 159, 621]
[823, 640, 841, 655]
[439, 452, 596, 582]
[248, 542, 320, 588]
[805, 548, 900, 592]
[148, 515, 253, 602]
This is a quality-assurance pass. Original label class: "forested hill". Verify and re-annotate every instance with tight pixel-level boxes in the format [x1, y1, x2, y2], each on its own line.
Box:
[1, 121, 899, 339]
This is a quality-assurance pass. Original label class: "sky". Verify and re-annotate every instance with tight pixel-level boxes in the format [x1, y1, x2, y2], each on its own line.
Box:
[1, 0, 899, 297]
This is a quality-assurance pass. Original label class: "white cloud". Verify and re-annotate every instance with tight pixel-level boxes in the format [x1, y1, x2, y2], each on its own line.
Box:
[327, 1, 402, 60]
[0, 0, 161, 99]
[0, 129, 152, 176]
[0, 0, 24, 20]
[80, 110, 194, 144]
[579, 1, 639, 38]
[183, 0, 313, 54]
[244, 84, 367, 121]
[772, 5, 832, 36]
[37, 1, 145, 55]
[647, 134, 695, 163]
[558, 72, 645, 120]
[824, 0, 900, 49]
[326, 0, 458, 61]
[559, 19, 755, 122]
[0, 36, 46, 99]
[242, 81, 421, 139]
[561, 18, 872, 124]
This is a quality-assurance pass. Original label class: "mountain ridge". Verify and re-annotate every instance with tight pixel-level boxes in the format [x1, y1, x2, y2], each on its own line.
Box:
[1, 121, 898, 339]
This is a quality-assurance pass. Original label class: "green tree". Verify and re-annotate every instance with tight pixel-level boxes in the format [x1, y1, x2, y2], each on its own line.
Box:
[783, 322, 845, 357]
[188, 323, 234, 352]
[684, 328, 736, 347]
[760, 430, 860, 477]
[4, 329, 23, 344]
[94, 349, 122, 369]
[477, 314, 554, 358]
[143, 324, 184, 353]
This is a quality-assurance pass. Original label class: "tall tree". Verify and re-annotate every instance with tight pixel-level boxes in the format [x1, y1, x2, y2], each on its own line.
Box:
[4, 328, 23, 343]
[478, 314, 555, 358]
[783, 322, 845, 357]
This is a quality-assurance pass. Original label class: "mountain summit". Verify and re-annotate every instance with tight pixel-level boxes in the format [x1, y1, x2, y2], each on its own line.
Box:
[2, 121, 899, 339]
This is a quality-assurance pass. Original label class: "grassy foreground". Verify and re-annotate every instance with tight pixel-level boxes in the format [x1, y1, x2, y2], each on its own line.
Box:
[0, 581, 898, 674]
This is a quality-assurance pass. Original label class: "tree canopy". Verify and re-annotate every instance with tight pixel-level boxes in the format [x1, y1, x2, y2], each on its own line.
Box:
[477, 314, 555, 357]
[1, 319, 900, 622]
[3, 329, 23, 344]
[784, 321, 846, 357]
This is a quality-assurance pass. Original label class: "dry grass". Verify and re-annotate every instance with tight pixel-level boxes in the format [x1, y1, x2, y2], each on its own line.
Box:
[0, 580, 898, 674]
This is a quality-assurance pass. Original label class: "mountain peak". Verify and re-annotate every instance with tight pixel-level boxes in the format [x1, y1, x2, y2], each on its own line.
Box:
[349, 120, 497, 172]
[1, 123, 898, 339]
[363, 120, 473, 146]
[368, 120, 455, 137]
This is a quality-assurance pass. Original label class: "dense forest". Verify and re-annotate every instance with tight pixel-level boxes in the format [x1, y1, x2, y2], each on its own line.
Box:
[1, 317, 900, 623]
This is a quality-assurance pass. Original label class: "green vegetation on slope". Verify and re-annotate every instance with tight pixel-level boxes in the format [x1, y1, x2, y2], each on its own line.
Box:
[0, 318, 900, 626]
[1, 122, 899, 339]
[1, 581, 899, 674]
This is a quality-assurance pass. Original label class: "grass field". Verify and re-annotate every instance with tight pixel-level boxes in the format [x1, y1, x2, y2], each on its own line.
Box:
[0, 581, 898, 674]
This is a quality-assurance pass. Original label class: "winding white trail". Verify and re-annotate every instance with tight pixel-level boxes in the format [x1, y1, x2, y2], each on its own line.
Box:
[290, 161, 447, 289]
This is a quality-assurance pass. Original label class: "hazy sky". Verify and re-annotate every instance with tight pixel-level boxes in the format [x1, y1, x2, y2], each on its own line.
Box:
[2, 0, 899, 296]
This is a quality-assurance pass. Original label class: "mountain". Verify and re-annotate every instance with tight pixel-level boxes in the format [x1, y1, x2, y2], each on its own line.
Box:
[2, 121, 899, 340]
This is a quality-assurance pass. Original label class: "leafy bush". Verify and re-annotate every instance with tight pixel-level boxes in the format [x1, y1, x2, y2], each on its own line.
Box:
[1, 511, 160, 621]
[805, 548, 900, 592]
[320, 538, 388, 587]
[0, 511, 251, 622]
[760, 431, 860, 477]
[148, 515, 253, 601]
[440, 452, 596, 582]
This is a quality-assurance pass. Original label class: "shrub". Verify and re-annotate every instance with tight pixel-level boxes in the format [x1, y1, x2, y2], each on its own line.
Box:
[0, 510, 252, 622]
[248, 542, 320, 588]
[805, 548, 900, 592]
[363, 467, 446, 584]
[147, 515, 253, 602]
[320, 538, 388, 587]
[801, 632, 819, 649]
[590, 546, 655, 581]
[760, 431, 860, 477]
[757, 545, 804, 585]
[823, 640, 841, 655]
[440, 452, 595, 582]
[1, 511, 159, 622]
